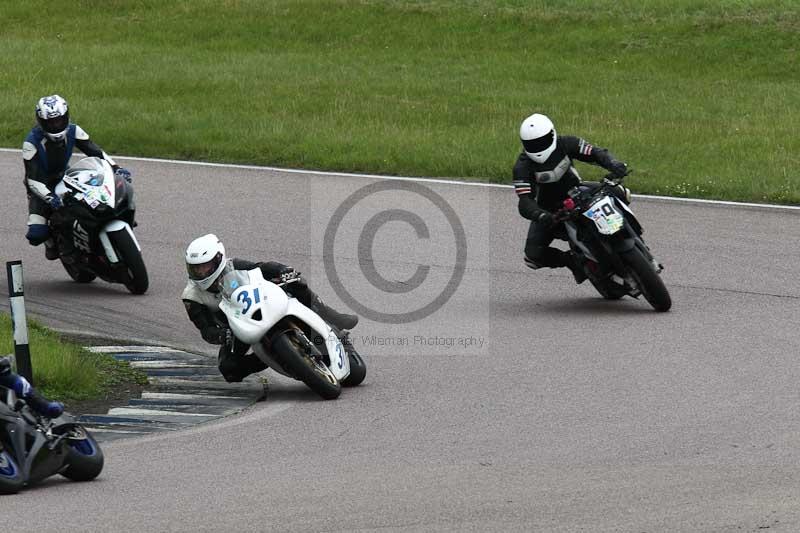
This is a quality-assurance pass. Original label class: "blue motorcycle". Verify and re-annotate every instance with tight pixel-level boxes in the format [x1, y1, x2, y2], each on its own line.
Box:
[0, 385, 103, 494]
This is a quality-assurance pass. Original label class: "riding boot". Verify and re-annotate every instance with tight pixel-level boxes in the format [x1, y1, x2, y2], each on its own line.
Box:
[307, 292, 359, 331]
[24, 388, 64, 418]
[566, 254, 587, 284]
[44, 238, 59, 261]
[58, 224, 78, 264]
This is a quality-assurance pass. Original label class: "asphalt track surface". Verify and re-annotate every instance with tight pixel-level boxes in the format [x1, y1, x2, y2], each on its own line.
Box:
[0, 150, 798, 532]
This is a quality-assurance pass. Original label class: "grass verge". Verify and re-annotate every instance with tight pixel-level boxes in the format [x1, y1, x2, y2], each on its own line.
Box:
[0, 313, 147, 404]
[0, 0, 797, 203]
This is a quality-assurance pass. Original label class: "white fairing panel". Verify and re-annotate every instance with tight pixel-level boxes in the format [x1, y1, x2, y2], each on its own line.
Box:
[100, 221, 140, 263]
[59, 157, 116, 209]
[284, 299, 350, 381]
[219, 269, 350, 380]
[220, 276, 290, 345]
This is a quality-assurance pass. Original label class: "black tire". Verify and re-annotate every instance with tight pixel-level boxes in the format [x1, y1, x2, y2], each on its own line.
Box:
[107, 229, 148, 294]
[60, 427, 104, 482]
[61, 259, 96, 283]
[0, 448, 24, 494]
[621, 247, 672, 312]
[341, 348, 367, 387]
[272, 331, 341, 400]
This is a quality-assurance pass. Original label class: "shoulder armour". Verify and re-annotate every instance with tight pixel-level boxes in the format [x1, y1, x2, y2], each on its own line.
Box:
[74, 124, 90, 141]
[22, 141, 37, 160]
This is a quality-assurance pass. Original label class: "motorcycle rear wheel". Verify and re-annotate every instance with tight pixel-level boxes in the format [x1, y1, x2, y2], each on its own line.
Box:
[0, 448, 24, 494]
[61, 258, 97, 283]
[621, 247, 672, 312]
[272, 330, 342, 400]
[108, 230, 149, 295]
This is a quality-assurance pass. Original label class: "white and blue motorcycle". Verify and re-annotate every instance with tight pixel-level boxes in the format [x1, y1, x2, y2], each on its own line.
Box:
[218, 268, 366, 400]
[52, 157, 148, 294]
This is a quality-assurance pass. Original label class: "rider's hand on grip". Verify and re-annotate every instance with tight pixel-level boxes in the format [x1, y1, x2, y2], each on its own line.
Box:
[275, 268, 301, 284]
[48, 195, 63, 210]
[115, 167, 132, 183]
[609, 161, 628, 178]
[536, 211, 556, 228]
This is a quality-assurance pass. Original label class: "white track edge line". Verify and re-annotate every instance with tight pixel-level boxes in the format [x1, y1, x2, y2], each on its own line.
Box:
[1, 148, 797, 211]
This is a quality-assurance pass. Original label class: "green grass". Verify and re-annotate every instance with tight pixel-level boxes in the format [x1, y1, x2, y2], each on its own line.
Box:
[0, 0, 797, 203]
[0, 314, 147, 403]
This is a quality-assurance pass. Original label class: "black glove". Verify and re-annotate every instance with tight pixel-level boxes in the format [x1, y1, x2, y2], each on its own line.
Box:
[609, 160, 628, 178]
[0, 357, 11, 376]
[201, 325, 231, 345]
[274, 267, 302, 284]
[536, 211, 555, 228]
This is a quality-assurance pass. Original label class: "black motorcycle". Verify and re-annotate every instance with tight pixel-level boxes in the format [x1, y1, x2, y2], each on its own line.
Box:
[556, 174, 672, 312]
[0, 385, 104, 494]
[51, 156, 148, 294]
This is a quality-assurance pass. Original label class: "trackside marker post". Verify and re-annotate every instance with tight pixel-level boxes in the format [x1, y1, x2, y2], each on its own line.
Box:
[6, 261, 33, 383]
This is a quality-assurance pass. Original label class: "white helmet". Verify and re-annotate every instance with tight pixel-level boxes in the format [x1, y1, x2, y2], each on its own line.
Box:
[520, 113, 557, 163]
[185, 234, 227, 291]
[35, 95, 70, 142]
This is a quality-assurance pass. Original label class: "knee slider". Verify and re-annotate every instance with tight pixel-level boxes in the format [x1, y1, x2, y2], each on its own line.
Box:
[26, 224, 50, 245]
[218, 357, 245, 383]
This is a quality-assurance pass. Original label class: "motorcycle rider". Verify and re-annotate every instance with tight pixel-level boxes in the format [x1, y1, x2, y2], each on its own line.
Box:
[0, 357, 64, 418]
[514, 113, 630, 282]
[22, 94, 131, 262]
[182, 234, 359, 383]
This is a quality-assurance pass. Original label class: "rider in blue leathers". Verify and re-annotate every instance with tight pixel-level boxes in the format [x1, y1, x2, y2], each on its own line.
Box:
[0, 357, 63, 418]
[22, 95, 131, 261]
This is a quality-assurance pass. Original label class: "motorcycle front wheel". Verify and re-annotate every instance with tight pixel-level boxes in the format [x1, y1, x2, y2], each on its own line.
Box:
[621, 247, 672, 312]
[108, 229, 149, 295]
[60, 426, 104, 482]
[271, 330, 342, 400]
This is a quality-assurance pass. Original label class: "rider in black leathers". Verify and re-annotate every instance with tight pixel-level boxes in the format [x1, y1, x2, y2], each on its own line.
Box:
[182, 235, 358, 383]
[514, 113, 629, 282]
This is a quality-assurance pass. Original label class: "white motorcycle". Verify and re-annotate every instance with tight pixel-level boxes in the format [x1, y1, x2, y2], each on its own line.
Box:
[52, 157, 148, 294]
[218, 268, 366, 400]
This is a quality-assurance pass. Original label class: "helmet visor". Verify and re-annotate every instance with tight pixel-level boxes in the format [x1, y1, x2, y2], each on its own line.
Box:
[522, 129, 555, 155]
[42, 115, 69, 134]
[186, 252, 223, 282]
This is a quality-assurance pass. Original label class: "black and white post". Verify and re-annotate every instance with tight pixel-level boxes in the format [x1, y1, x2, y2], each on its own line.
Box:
[6, 261, 33, 383]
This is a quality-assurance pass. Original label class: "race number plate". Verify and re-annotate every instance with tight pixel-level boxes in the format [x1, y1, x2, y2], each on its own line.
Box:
[583, 196, 624, 235]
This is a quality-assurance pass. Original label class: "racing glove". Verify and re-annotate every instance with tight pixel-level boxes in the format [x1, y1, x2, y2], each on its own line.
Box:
[608, 160, 628, 178]
[48, 195, 63, 210]
[114, 167, 132, 183]
[536, 211, 556, 228]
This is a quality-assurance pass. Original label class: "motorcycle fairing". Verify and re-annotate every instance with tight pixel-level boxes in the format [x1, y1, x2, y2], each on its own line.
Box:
[219, 269, 351, 381]
[56, 158, 116, 210]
